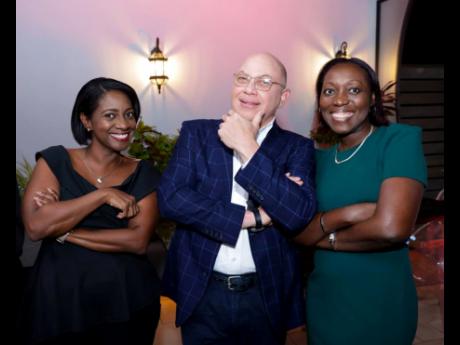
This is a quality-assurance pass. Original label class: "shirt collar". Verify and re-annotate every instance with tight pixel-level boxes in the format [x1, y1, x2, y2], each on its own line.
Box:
[256, 119, 275, 145]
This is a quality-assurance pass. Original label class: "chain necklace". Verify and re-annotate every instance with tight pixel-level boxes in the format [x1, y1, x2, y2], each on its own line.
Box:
[334, 125, 374, 164]
[82, 150, 122, 184]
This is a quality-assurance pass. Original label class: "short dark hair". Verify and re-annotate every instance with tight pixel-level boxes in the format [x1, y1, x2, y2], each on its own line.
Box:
[71, 77, 141, 145]
[315, 57, 389, 128]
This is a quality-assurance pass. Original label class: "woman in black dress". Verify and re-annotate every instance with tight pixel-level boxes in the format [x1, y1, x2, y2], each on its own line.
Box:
[21, 77, 161, 345]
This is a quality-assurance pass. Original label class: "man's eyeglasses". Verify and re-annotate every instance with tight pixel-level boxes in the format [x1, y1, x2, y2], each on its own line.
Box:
[233, 72, 285, 92]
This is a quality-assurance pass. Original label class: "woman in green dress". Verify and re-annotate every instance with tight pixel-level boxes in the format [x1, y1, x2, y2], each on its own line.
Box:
[293, 57, 427, 345]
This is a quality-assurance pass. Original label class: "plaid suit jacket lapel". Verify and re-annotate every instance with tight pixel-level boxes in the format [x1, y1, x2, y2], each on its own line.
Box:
[222, 144, 234, 203]
[209, 126, 234, 203]
[258, 121, 285, 159]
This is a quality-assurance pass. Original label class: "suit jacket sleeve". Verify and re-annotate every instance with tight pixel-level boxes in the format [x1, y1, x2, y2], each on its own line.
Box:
[157, 121, 245, 246]
[235, 135, 316, 234]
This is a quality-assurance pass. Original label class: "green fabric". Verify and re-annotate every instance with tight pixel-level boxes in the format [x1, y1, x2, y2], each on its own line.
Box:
[306, 123, 427, 345]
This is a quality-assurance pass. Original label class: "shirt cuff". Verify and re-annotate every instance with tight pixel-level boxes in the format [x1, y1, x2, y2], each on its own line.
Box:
[241, 153, 256, 169]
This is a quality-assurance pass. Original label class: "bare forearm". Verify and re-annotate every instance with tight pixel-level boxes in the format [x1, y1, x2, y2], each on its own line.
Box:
[298, 177, 424, 251]
[64, 192, 158, 254]
[293, 213, 328, 245]
[294, 203, 375, 246]
[315, 229, 401, 251]
[65, 226, 150, 255]
[314, 212, 411, 251]
[25, 190, 107, 240]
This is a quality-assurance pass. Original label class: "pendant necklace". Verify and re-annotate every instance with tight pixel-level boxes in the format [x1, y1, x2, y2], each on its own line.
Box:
[334, 125, 374, 165]
[82, 150, 122, 184]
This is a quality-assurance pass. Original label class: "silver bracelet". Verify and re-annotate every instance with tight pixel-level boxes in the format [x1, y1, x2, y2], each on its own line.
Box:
[56, 230, 73, 244]
[319, 212, 326, 233]
[328, 232, 336, 250]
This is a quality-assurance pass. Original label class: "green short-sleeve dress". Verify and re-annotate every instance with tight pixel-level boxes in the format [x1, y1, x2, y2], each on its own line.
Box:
[306, 123, 427, 345]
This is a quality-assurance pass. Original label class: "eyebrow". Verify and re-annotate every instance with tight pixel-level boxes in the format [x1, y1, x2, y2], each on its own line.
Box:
[102, 107, 134, 113]
[239, 71, 273, 79]
[324, 79, 365, 86]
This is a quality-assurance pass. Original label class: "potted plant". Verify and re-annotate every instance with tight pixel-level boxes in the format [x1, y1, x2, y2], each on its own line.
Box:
[16, 157, 34, 197]
[128, 120, 178, 248]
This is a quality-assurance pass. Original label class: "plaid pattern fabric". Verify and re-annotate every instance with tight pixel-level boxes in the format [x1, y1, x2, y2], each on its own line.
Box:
[158, 119, 316, 332]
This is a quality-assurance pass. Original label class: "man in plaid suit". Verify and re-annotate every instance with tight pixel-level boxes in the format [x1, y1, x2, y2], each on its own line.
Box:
[158, 52, 316, 345]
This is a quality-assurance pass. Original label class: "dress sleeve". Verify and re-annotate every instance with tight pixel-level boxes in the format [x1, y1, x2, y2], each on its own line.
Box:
[382, 125, 428, 187]
[130, 160, 162, 201]
[35, 145, 66, 180]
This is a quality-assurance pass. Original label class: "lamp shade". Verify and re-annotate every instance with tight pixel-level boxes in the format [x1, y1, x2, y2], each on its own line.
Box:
[335, 41, 350, 59]
[149, 37, 168, 94]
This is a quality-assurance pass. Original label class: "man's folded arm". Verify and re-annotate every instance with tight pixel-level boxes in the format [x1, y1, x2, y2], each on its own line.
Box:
[236, 139, 317, 234]
[158, 123, 244, 246]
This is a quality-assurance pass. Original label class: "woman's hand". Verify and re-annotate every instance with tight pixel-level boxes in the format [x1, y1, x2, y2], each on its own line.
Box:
[33, 187, 59, 207]
[102, 188, 140, 219]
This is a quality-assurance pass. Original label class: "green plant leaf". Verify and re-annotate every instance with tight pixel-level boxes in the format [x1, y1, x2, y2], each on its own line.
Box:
[16, 157, 35, 196]
[128, 120, 178, 173]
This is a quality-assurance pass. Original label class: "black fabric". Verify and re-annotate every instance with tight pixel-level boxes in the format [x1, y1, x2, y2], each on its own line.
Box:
[246, 196, 259, 210]
[16, 179, 25, 339]
[252, 208, 263, 229]
[21, 145, 161, 345]
[16, 179, 24, 257]
[36, 301, 160, 345]
[246, 198, 265, 232]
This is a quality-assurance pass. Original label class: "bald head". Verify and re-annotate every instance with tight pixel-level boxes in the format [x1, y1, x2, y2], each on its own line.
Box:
[239, 53, 287, 86]
[231, 52, 291, 127]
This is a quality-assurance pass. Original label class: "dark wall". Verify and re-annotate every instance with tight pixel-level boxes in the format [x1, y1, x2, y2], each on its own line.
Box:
[401, 0, 443, 64]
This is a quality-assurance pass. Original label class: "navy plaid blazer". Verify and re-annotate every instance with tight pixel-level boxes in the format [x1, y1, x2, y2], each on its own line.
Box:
[158, 119, 316, 333]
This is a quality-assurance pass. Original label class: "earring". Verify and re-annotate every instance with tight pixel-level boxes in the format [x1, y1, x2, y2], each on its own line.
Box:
[86, 127, 91, 132]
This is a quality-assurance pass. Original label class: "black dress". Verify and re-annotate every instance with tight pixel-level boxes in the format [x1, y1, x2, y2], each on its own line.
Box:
[22, 145, 161, 344]
[16, 179, 25, 338]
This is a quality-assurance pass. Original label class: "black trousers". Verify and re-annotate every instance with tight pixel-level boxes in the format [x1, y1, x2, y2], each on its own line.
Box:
[181, 275, 285, 345]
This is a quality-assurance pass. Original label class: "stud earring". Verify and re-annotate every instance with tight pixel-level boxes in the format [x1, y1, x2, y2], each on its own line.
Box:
[86, 127, 91, 132]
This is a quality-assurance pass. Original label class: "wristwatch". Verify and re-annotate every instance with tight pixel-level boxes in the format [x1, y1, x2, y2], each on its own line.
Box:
[248, 208, 265, 233]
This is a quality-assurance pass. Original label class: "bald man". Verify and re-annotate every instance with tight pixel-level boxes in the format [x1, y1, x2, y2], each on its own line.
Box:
[158, 53, 316, 345]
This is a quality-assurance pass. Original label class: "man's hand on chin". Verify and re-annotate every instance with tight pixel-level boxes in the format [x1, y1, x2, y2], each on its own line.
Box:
[217, 110, 263, 163]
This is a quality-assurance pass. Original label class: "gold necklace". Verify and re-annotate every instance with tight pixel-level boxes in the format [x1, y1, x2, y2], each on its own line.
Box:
[334, 125, 374, 164]
[82, 151, 122, 184]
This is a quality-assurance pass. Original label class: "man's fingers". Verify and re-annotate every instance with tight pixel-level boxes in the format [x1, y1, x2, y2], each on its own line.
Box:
[252, 111, 264, 128]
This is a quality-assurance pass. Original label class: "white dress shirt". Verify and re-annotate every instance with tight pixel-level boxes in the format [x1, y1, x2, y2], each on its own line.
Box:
[213, 120, 274, 274]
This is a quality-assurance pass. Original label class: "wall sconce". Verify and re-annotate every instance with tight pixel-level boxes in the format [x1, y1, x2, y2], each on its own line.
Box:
[335, 41, 350, 59]
[149, 37, 168, 94]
